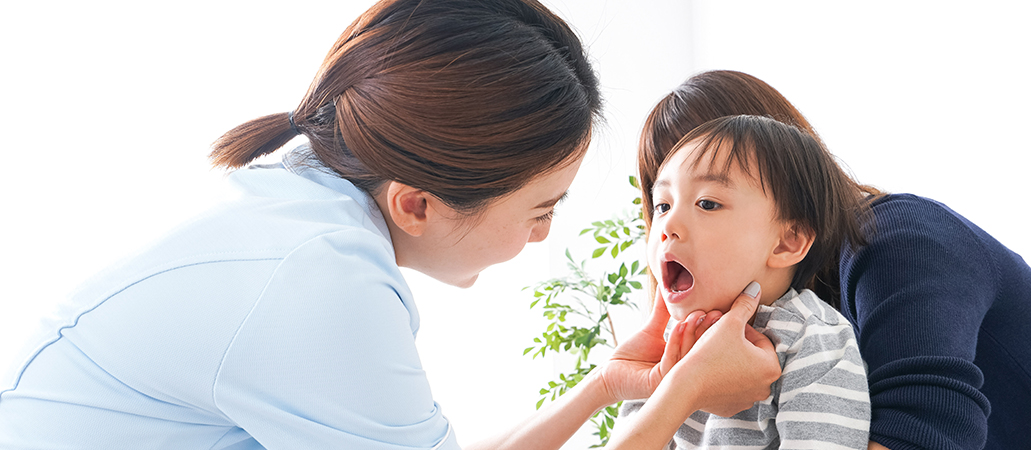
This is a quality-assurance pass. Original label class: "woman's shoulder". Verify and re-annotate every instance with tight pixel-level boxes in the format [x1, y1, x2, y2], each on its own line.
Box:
[868, 193, 965, 226]
[863, 193, 1023, 265]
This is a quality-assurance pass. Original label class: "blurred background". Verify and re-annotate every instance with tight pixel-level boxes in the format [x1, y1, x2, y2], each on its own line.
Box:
[1, 0, 1028, 447]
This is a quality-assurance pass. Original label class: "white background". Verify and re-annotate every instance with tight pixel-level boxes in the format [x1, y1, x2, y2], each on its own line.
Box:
[1, 1, 1028, 447]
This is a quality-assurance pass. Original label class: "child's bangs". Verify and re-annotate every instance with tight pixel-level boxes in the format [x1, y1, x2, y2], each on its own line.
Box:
[675, 125, 768, 194]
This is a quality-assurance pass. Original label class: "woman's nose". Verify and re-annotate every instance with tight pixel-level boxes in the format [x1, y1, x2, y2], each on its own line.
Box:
[528, 221, 551, 243]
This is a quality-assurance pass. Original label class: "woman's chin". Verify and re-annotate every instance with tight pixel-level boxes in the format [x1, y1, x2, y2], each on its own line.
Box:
[446, 273, 479, 289]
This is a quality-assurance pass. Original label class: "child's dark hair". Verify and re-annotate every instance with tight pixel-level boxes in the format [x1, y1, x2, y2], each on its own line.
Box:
[663, 115, 870, 303]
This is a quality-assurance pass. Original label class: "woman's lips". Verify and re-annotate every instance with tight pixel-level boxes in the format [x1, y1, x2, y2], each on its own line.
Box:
[663, 259, 694, 303]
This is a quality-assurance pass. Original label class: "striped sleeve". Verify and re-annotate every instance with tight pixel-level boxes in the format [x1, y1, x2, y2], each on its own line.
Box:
[758, 290, 871, 450]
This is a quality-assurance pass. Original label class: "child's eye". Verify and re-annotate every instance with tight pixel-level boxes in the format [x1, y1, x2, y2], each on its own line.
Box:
[534, 210, 555, 224]
[697, 199, 721, 211]
[654, 203, 671, 215]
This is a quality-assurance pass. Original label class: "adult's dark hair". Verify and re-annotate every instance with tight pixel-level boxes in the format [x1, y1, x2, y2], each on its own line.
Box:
[210, 0, 601, 214]
[638, 70, 878, 305]
[661, 115, 868, 302]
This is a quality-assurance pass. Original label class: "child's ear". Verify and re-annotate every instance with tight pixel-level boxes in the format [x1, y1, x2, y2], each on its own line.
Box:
[768, 223, 815, 269]
[383, 181, 434, 237]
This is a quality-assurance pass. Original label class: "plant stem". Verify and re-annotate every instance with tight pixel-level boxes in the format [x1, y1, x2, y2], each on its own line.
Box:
[607, 309, 618, 347]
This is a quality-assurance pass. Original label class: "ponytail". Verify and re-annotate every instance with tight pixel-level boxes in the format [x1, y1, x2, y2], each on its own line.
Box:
[210, 112, 300, 169]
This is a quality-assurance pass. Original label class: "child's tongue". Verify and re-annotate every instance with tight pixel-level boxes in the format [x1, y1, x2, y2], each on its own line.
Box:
[672, 268, 693, 292]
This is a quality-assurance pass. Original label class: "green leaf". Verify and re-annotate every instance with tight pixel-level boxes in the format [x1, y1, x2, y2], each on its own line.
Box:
[536, 398, 546, 409]
[629, 175, 638, 188]
[610, 245, 619, 258]
[629, 281, 642, 289]
[594, 235, 611, 244]
[632, 197, 642, 205]
[591, 247, 606, 258]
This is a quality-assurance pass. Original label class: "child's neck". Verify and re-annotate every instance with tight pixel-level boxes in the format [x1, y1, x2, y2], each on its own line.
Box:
[756, 270, 795, 307]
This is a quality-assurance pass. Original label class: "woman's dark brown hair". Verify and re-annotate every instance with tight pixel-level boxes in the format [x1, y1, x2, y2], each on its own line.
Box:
[639, 70, 879, 305]
[210, 0, 601, 213]
[659, 115, 869, 302]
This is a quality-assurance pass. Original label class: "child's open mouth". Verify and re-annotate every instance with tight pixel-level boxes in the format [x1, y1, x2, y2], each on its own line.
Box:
[663, 260, 694, 294]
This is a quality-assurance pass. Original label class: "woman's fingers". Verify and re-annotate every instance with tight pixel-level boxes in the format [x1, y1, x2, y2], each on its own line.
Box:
[694, 311, 722, 341]
[643, 290, 671, 334]
[659, 310, 704, 376]
[724, 281, 761, 327]
[744, 324, 774, 351]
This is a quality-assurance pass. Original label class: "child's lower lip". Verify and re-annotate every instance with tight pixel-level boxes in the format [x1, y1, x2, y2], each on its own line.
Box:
[664, 285, 693, 304]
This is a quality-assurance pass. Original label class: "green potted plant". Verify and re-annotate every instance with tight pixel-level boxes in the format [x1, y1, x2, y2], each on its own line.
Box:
[523, 176, 648, 447]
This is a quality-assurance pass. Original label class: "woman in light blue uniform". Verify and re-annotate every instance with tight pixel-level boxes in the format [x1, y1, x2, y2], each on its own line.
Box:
[0, 1, 780, 448]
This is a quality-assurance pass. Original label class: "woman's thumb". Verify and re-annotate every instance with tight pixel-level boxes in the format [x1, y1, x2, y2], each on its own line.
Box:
[726, 281, 761, 324]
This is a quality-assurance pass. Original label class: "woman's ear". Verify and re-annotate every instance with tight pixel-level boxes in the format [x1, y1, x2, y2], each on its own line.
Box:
[768, 223, 815, 269]
[383, 181, 433, 237]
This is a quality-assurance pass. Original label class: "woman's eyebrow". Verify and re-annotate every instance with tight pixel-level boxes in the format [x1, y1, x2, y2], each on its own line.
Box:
[534, 191, 568, 209]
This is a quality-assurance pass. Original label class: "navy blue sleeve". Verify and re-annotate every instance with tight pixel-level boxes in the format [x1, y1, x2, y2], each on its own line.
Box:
[839, 195, 991, 450]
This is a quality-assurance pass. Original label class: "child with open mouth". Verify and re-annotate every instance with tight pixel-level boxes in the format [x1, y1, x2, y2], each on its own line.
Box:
[623, 114, 871, 449]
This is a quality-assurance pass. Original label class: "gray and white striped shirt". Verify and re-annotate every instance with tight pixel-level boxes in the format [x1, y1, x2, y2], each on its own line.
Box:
[621, 289, 870, 450]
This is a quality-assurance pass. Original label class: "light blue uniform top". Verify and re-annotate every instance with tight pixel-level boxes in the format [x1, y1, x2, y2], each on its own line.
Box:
[0, 151, 459, 449]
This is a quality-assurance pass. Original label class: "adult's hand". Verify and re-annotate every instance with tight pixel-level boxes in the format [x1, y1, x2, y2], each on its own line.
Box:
[595, 291, 720, 405]
[662, 281, 780, 417]
[605, 282, 780, 449]
[467, 292, 719, 450]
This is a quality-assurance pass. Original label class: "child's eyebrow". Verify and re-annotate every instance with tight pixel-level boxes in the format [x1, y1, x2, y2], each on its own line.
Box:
[651, 171, 733, 198]
[693, 172, 734, 187]
[652, 179, 671, 197]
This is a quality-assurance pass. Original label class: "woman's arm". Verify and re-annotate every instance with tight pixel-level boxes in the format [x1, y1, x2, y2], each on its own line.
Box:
[469, 283, 780, 450]
[466, 292, 710, 450]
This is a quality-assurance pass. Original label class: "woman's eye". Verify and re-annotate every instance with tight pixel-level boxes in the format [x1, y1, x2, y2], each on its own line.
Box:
[534, 210, 555, 224]
[654, 203, 671, 215]
[697, 199, 720, 211]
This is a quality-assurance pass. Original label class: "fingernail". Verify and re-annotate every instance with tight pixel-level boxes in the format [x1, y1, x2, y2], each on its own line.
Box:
[742, 281, 761, 299]
[696, 314, 706, 326]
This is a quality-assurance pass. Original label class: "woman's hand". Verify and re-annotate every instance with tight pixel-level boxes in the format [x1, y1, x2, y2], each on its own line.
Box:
[595, 291, 720, 405]
[660, 281, 781, 417]
[604, 282, 781, 449]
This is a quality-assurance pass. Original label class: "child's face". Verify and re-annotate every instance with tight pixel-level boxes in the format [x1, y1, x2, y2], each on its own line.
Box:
[647, 139, 787, 321]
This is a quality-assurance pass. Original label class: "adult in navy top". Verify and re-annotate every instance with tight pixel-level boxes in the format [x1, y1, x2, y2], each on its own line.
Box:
[0, 3, 782, 449]
[635, 70, 1031, 450]
[839, 193, 1031, 450]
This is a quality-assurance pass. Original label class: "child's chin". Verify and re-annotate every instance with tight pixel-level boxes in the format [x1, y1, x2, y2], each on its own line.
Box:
[666, 304, 691, 322]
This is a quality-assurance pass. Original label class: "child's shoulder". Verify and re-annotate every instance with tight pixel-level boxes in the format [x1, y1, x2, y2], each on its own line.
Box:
[753, 289, 856, 352]
[758, 289, 843, 325]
